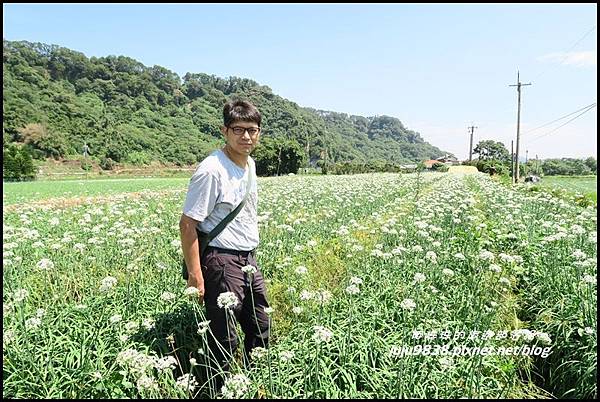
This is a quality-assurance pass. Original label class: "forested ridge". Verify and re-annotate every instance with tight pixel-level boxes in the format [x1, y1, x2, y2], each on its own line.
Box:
[3, 39, 450, 173]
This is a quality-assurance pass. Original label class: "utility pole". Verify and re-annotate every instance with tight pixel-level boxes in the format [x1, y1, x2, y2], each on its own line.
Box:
[509, 71, 531, 183]
[468, 125, 477, 162]
[525, 149, 528, 164]
[511, 140, 514, 183]
[276, 146, 282, 176]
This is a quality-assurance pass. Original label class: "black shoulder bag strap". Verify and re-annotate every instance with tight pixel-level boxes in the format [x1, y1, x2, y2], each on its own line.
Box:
[182, 164, 254, 280]
[203, 164, 254, 245]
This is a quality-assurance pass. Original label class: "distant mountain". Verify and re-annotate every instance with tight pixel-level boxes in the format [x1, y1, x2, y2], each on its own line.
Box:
[3, 39, 451, 167]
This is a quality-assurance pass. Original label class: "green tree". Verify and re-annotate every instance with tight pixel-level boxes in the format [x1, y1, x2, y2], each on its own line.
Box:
[541, 158, 593, 176]
[473, 140, 510, 162]
[584, 156, 596, 174]
[3, 144, 36, 181]
[253, 136, 305, 176]
[476, 158, 508, 176]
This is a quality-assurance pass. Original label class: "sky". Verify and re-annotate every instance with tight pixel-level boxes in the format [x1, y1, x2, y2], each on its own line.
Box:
[3, 3, 597, 160]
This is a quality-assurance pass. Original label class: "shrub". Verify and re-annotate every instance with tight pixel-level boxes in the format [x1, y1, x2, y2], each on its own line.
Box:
[125, 151, 152, 166]
[476, 159, 508, 176]
[3, 144, 37, 181]
[100, 156, 116, 170]
[81, 158, 93, 171]
[431, 162, 449, 172]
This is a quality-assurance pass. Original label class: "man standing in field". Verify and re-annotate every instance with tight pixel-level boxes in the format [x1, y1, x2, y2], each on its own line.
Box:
[179, 99, 270, 375]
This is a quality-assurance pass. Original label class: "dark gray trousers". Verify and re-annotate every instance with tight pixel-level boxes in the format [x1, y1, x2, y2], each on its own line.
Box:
[201, 246, 270, 372]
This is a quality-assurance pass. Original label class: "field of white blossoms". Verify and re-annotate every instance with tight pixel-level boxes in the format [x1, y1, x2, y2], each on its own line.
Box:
[3, 172, 596, 399]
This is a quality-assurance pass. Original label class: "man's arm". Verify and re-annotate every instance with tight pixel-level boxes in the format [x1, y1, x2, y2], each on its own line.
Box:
[179, 213, 204, 302]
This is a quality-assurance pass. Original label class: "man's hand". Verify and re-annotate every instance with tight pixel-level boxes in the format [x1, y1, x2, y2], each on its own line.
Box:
[187, 272, 205, 304]
[180, 213, 204, 304]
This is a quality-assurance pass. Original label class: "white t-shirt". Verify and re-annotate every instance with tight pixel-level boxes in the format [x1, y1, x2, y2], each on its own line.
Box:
[182, 149, 258, 251]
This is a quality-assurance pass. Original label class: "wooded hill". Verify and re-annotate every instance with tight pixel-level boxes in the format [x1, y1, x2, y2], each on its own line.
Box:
[3, 39, 450, 170]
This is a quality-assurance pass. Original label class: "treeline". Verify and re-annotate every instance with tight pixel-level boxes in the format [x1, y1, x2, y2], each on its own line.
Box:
[464, 140, 596, 177]
[3, 39, 449, 177]
[534, 157, 596, 176]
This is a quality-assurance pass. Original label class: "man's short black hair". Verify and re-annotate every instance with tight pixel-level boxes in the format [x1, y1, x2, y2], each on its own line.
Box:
[223, 99, 261, 127]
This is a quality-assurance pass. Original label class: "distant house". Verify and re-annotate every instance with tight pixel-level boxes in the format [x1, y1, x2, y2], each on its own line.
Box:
[399, 164, 417, 169]
[421, 160, 438, 169]
[399, 164, 417, 172]
[435, 154, 460, 165]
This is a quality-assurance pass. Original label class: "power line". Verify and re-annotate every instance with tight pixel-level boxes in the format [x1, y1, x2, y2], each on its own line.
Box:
[526, 103, 596, 144]
[522, 102, 597, 135]
[532, 25, 597, 82]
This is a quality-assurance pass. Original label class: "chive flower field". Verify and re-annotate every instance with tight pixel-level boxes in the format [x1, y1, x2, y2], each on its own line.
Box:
[3, 172, 596, 398]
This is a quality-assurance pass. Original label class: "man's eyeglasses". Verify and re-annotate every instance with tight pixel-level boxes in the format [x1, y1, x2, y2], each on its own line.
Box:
[228, 126, 261, 136]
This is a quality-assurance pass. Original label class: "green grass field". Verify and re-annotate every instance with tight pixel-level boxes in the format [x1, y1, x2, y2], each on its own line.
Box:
[3, 178, 191, 206]
[536, 175, 597, 204]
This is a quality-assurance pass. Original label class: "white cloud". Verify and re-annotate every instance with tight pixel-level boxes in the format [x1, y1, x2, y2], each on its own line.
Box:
[538, 50, 596, 67]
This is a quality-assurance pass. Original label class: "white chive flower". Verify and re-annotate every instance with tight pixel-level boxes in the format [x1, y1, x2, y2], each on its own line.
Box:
[314, 290, 332, 304]
[100, 276, 117, 292]
[161, 291, 176, 301]
[425, 251, 437, 263]
[350, 276, 363, 285]
[479, 250, 495, 261]
[312, 325, 334, 344]
[535, 332, 552, 345]
[184, 287, 200, 297]
[36, 258, 54, 270]
[155, 356, 178, 371]
[279, 350, 295, 362]
[250, 347, 267, 360]
[400, 298, 416, 311]
[142, 318, 155, 330]
[197, 320, 211, 335]
[442, 268, 454, 276]
[345, 284, 360, 295]
[221, 374, 251, 399]
[488, 264, 502, 273]
[176, 373, 199, 391]
[581, 274, 596, 284]
[454, 252, 466, 261]
[25, 317, 42, 330]
[136, 375, 158, 392]
[110, 314, 123, 324]
[299, 290, 313, 301]
[13, 289, 29, 303]
[217, 292, 239, 310]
